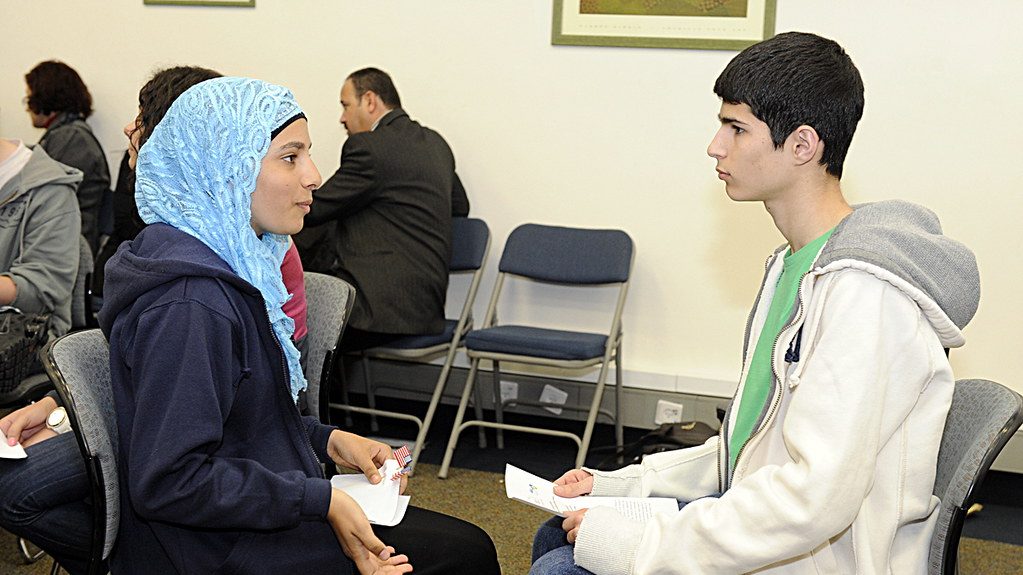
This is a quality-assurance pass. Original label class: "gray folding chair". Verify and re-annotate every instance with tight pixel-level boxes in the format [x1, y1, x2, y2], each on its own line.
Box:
[71, 236, 95, 330]
[928, 378, 1023, 575]
[333, 218, 490, 473]
[41, 329, 115, 575]
[439, 223, 634, 478]
[301, 272, 356, 423]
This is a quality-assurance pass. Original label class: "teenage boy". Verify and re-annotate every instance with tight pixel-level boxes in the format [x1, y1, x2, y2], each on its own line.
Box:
[529, 32, 980, 575]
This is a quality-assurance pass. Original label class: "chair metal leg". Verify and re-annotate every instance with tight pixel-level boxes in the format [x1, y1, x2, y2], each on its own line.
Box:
[439, 358, 482, 478]
[614, 343, 624, 462]
[472, 375, 487, 449]
[360, 355, 379, 433]
[492, 360, 505, 450]
[576, 361, 612, 469]
[409, 352, 457, 475]
[49, 559, 62, 575]
[18, 537, 46, 563]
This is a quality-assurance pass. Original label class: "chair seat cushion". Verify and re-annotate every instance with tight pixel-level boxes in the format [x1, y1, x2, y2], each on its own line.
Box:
[376, 320, 459, 350]
[465, 325, 607, 361]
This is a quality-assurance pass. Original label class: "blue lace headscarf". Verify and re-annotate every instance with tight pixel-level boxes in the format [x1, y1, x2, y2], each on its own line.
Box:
[135, 77, 307, 402]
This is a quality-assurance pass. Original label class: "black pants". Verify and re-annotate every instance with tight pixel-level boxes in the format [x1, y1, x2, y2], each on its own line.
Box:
[376, 506, 501, 574]
[233, 505, 500, 574]
[339, 327, 403, 353]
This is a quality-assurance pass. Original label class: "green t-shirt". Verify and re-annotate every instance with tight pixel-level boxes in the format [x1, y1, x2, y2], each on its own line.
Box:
[728, 228, 835, 473]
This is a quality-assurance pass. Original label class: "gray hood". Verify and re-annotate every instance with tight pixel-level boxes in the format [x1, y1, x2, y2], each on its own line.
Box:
[818, 200, 980, 331]
[0, 145, 82, 206]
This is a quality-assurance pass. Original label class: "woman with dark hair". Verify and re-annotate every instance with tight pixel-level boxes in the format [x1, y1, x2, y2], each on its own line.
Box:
[24, 60, 110, 252]
[92, 66, 223, 298]
[0, 66, 222, 575]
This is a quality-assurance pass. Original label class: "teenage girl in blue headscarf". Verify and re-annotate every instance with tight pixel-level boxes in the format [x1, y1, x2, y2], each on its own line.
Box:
[99, 77, 499, 575]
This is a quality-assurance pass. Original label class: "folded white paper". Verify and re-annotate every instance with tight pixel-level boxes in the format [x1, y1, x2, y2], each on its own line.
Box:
[0, 432, 27, 459]
[505, 464, 678, 522]
[330, 459, 409, 526]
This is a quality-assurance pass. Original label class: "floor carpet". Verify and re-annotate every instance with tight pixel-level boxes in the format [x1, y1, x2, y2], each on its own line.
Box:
[3, 463, 1022, 574]
[3, 396, 1022, 573]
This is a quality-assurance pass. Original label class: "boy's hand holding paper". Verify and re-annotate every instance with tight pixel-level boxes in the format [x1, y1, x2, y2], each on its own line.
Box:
[505, 464, 678, 522]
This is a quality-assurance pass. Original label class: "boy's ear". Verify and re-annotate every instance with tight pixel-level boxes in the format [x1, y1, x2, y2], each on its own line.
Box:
[791, 125, 822, 166]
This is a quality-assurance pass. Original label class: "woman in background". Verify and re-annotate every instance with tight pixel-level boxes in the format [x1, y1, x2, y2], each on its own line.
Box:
[24, 60, 110, 252]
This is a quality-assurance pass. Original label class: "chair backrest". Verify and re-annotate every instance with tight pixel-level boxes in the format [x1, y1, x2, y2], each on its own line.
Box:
[71, 236, 95, 330]
[449, 217, 490, 330]
[498, 223, 633, 285]
[43, 329, 118, 566]
[929, 378, 1023, 575]
[450, 217, 490, 272]
[302, 272, 356, 421]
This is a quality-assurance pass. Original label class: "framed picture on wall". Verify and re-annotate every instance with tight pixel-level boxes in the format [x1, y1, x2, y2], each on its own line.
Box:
[144, 0, 254, 6]
[552, 0, 776, 50]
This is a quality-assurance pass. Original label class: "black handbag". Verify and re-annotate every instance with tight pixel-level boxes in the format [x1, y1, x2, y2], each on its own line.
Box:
[0, 306, 51, 393]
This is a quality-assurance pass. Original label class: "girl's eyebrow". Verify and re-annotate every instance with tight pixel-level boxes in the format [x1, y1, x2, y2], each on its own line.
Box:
[276, 141, 308, 152]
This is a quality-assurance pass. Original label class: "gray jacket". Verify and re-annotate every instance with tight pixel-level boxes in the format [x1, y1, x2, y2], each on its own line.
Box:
[0, 146, 82, 338]
[39, 112, 109, 251]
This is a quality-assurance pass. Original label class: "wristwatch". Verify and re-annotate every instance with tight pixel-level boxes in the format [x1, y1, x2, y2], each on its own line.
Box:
[46, 407, 71, 435]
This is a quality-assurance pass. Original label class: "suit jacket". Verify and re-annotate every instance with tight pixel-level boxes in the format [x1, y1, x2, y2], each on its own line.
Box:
[297, 108, 468, 335]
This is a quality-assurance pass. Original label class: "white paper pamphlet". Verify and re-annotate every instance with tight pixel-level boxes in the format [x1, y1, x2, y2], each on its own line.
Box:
[330, 459, 409, 527]
[505, 464, 678, 522]
[0, 431, 27, 459]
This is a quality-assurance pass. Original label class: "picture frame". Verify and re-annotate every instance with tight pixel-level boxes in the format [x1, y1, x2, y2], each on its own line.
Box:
[144, 0, 254, 7]
[552, 0, 777, 51]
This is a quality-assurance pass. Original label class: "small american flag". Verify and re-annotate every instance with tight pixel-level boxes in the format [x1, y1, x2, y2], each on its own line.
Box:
[391, 445, 413, 480]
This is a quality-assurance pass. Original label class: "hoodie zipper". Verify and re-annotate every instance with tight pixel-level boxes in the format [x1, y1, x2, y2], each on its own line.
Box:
[720, 253, 774, 491]
[726, 269, 811, 490]
[262, 305, 325, 479]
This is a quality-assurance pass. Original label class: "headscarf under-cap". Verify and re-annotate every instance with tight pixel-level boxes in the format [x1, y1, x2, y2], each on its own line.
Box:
[135, 76, 307, 402]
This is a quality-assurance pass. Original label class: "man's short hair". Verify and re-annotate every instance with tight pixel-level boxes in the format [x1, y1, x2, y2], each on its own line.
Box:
[714, 32, 864, 179]
[25, 60, 93, 119]
[347, 67, 402, 109]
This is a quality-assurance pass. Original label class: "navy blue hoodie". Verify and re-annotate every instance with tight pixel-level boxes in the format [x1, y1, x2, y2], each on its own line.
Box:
[98, 223, 336, 573]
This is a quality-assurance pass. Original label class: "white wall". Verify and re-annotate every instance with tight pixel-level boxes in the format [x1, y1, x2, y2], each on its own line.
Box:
[2, 0, 1020, 396]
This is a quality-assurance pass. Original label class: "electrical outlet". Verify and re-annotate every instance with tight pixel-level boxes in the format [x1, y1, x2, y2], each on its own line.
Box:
[654, 400, 684, 425]
[539, 384, 568, 415]
[499, 381, 519, 405]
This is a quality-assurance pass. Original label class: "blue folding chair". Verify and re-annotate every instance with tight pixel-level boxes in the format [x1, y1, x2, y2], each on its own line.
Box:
[438, 223, 633, 477]
[333, 218, 491, 472]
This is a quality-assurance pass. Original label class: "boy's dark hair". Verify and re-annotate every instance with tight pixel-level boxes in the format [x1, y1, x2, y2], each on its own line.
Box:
[135, 66, 222, 150]
[24, 61, 93, 119]
[714, 31, 864, 178]
[347, 67, 402, 109]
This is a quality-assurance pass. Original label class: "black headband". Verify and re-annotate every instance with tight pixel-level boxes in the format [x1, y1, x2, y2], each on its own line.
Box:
[270, 112, 306, 140]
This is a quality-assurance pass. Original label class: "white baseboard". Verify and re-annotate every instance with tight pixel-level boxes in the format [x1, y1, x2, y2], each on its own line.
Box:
[352, 359, 1022, 476]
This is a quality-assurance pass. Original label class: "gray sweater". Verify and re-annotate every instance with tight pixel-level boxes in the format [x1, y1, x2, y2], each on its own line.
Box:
[39, 113, 110, 252]
[0, 146, 82, 338]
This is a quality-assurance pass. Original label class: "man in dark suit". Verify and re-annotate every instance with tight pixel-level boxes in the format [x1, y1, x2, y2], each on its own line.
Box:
[297, 67, 469, 351]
